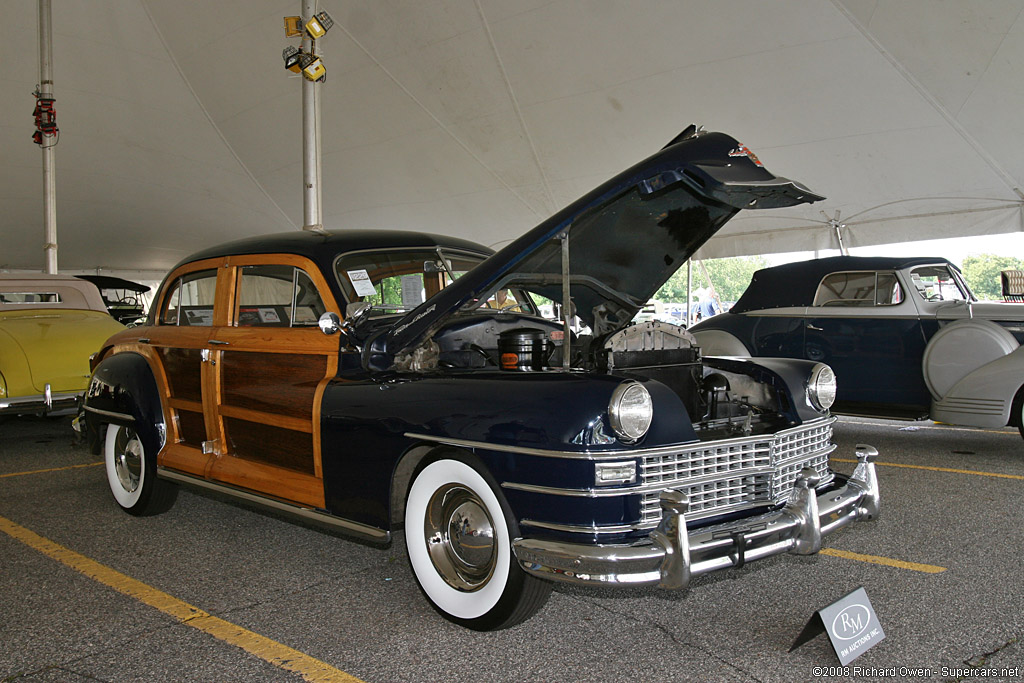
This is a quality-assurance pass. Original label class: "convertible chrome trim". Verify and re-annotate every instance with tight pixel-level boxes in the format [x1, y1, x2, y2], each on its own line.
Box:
[0, 391, 80, 415]
[157, 468, 390, 543]
[512, 445, 880, 588]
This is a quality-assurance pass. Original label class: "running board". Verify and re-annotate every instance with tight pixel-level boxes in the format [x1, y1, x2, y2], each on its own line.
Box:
[158, 467, 390, 545]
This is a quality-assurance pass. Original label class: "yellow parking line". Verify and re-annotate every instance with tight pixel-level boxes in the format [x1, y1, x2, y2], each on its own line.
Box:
[0, 462, 103, 479]
[831, 458, 1024, 481]
[0, 515, 363, 683]
[821, 548, 946, 574]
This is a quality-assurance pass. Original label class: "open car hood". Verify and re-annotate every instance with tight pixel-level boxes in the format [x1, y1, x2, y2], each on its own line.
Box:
[380, 127, 824, 359]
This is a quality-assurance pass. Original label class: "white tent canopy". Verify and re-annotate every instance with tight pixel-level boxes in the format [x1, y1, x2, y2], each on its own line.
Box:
[2, 0, 1022, 277]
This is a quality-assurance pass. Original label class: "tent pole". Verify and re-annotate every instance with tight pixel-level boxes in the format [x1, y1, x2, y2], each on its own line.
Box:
[301, 0, 323, 231]
[38, 0, 57, 273]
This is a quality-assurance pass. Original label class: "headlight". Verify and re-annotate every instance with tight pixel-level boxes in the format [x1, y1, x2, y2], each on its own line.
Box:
[608, 381, 653, 442]
[808, 363, 837, 411]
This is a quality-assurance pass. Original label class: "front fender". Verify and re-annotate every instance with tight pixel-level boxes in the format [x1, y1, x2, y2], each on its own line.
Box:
[84, 352, 165, 455]
[319, 371, 696, 531]
[703, 356, 830, 423]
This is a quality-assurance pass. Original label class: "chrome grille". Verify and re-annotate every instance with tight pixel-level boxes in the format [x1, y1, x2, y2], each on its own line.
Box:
[639, 419, 835, 527]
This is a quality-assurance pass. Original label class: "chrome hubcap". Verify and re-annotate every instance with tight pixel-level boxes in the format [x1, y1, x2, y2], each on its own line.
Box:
[424, 484, 496, 591]
[114, 427, 142, 493]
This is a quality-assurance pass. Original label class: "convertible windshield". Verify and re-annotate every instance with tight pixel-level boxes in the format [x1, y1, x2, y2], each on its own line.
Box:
[335, 249, 486, 316]
[909, 265, 969, 302]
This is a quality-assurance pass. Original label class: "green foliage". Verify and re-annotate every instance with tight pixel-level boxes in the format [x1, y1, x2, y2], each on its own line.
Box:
[654, 255, 770, 304]
[961, 254, 1024, 300]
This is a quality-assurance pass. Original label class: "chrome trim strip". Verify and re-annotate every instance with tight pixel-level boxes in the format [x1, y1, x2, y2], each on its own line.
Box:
[405, 416, 836, 461]
[502, 466, 779, 498]
[520, 519, 639, 534]
[83, 405, 136, 422]
[402, 432, 640, 461]
[157, 468, 390, 543]
[1, 391, 80, 413]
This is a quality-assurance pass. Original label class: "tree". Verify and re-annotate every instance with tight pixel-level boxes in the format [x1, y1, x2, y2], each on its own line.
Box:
[654, 255, 770, 305]
[961, 254, 1024, 300]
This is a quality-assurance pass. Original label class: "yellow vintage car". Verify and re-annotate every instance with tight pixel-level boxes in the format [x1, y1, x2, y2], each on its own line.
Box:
[0, 274, 125, 416]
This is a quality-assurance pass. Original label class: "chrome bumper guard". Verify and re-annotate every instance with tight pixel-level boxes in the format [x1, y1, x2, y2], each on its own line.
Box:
[513, 444, 881, 589]
[0, 385, 81, 416]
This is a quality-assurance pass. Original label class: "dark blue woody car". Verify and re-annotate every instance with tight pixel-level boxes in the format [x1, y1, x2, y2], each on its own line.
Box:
[82, 128, 880, 630]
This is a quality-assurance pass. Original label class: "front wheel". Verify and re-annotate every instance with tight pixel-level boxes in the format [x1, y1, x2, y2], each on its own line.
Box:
[104, 424, 177, 516]
[404, 454, 550, 630]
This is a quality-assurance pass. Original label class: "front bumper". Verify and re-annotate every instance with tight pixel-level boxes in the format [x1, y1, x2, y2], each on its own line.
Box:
[0, 384, 81, 416]
[513, 444, 880, 589]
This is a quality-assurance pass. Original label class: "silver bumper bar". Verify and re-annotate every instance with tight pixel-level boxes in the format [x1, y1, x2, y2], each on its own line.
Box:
[513, 444, 881, 589]
[0, 384, 81, 416]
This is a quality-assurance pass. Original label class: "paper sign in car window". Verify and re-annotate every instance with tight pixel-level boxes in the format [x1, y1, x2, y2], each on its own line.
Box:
[347, 269, 377, 297]
[401, 275, 424, 309]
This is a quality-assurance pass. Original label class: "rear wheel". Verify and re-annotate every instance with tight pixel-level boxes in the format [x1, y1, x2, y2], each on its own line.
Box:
[404, 454, 550, 630]
[104, 424, 177, 515]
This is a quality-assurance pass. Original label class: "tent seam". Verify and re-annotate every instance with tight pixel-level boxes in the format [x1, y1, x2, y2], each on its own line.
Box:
[138, 0, 298, 230]
[830, 0, 1022, 198]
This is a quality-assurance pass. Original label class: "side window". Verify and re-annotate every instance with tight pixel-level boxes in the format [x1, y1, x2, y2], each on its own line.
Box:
[237, 265, 326, 327]
[159, 270, 217, 326]
[812, 271, 903, 307]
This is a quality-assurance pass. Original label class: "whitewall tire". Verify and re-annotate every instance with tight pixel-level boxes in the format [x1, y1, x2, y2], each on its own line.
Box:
[404, 454, 550, 630]
[104, 423, 176, 516]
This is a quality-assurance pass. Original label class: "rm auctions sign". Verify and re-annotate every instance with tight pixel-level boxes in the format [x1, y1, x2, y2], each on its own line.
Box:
[790, 586, 886, 665]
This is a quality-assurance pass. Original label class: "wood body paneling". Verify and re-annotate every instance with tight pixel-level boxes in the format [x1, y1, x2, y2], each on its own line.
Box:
[137, 253, 341, 510]
[221, 352, 326, 419]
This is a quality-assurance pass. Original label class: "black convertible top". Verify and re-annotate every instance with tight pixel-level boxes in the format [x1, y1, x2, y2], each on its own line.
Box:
[730, 255, 956, 313]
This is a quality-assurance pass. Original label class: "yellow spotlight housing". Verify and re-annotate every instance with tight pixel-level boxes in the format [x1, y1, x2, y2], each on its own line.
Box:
[302, 56, 326, 82]
[304, 11, 333, 39]
[283, 16, 302, 37]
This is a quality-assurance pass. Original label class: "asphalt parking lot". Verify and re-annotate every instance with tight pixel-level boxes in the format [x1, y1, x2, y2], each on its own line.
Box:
[1, 415, 1022, 682]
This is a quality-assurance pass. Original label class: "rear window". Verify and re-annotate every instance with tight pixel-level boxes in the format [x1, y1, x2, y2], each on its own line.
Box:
[812, 271, 903, 307]
[0, 291, 62, 304]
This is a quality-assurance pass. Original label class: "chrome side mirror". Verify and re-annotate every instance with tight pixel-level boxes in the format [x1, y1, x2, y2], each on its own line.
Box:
[318, 311, 341, 335]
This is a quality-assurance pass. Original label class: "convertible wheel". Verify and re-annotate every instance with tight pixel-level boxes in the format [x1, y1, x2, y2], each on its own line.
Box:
[405, 455, 551, 630]
[104, 424, 177, 516]
[1017, 387, 1024, 442]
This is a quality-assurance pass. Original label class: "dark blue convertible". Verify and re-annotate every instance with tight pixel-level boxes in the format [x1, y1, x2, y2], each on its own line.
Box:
[691, 256, 1024, 436]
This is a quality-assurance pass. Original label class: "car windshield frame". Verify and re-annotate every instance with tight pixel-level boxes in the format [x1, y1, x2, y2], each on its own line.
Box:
[908, 264, 974, 303]
[333, 246, 492, 318]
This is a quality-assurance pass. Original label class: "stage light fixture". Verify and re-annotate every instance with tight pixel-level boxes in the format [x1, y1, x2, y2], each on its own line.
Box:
[283, 45, 302, 73]
[304, 11, 334, 39]
[283, 16, 302, 37]
[301, 56, 326, 82]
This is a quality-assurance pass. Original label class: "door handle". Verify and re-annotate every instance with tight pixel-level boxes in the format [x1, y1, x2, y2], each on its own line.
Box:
[209, 339, 230, 345]
[806, 324, 823, 331]
[137, 338, 150, 344]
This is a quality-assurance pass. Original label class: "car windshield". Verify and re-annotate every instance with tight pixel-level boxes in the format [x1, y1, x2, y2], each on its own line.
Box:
[909, 265, 969, 302]
[335, 249, 487, 317]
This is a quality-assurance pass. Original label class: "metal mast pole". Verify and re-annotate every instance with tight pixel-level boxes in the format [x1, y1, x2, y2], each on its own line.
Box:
[38, 0, 57, 273]
[301, 0, 323, 231]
